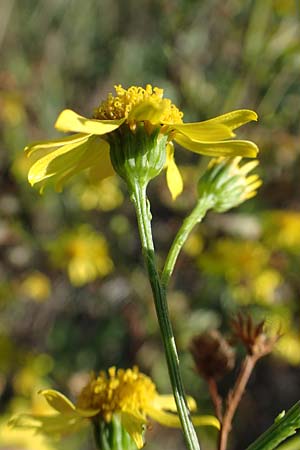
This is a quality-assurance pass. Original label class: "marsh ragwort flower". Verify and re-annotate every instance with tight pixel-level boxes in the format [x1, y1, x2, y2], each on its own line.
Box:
[26, 85, 258, 199]
[10, 366, 220, 449]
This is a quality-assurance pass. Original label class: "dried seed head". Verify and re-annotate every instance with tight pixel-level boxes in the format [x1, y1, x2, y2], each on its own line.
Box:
[190, 330, 235, 380]
[230, 313, 280, 357]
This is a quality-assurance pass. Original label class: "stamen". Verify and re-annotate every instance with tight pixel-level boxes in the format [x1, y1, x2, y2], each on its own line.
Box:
[76, 367, 157, 422]
[94, 84, 183, 124]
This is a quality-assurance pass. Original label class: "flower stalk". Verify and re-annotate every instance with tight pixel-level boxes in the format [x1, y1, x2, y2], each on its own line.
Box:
[130, 180, 201, 450]
[161, 196, 213, 288]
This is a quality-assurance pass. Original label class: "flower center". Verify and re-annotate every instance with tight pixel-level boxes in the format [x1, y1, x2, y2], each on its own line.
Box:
[76, 366, 157, 422]
[93, 84, 183, 124]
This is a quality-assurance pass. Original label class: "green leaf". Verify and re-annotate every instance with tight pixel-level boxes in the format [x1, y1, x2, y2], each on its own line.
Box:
[246, 401, 300, 450]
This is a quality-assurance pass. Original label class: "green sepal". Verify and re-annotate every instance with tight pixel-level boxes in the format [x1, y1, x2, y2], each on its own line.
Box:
[93, 414, 138, 450]
[109, 124, 168, 193]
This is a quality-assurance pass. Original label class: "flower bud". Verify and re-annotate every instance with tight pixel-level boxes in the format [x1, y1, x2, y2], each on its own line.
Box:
[197, 157, 262, 212]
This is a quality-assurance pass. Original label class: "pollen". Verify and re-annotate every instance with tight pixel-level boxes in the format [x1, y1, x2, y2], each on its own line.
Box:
[76, 366, 157, 422]
[94, 84, 183, 124]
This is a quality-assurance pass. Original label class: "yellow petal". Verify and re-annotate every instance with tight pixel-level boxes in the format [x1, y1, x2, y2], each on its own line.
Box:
[128, 101, 165, 124]
[25, 133, 87, 157]
[192, 415, 220, 430]
[55, 109, 124, 135]
[121, 411, 147, 449]
[174, 133, 259, 158]
[28, 136, 109, 191]
[39, 389, 75, 413]
[165, 142, 183, 200]
[239, 160, 259, 174]
[171, 109, 257, 141]
[152, 394, 197, 412]
[75, 408, 100, 418]
[89, 142, 115, 182]
[9, 412, 87, 436]
[147, 407, 220, 430]
[172, 123, 233, 141]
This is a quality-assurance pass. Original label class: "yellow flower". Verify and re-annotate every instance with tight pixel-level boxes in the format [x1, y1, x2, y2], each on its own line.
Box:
[25, 84, 258, 199]
[47, 225, 113, 286]
[10, 366, 220, 449]
[263, 210, 300, 253]
[0, 419, 56, 450]
[19, 271, 51, 302]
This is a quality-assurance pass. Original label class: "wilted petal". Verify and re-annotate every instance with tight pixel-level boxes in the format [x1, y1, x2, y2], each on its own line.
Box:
[55, 109, 124, 135]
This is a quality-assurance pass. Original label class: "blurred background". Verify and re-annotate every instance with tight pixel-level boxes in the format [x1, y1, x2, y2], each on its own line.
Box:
[1, 0, 300, 449]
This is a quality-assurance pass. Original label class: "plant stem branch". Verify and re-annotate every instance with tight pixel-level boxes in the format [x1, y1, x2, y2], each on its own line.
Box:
[218, 355, 257, 450]
[130, 181, 201, 450]
[207, 378, 223, 423]
[161, 198, 213, 288]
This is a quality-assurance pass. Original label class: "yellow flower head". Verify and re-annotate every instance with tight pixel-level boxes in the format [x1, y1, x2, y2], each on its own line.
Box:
[25, 84, 258, 199]
[48, 225, 113, 286]
[19, 271, 51, 302]
[10, 366, 220, 449]
[93, 84, 183, 124]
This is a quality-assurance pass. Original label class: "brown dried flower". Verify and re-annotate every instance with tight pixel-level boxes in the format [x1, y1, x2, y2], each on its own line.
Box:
[230, 313, 280, 357]
[190, 330, 235, 380]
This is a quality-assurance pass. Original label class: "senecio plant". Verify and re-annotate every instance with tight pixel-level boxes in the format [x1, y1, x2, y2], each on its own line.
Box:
[10, 85, 300, 449]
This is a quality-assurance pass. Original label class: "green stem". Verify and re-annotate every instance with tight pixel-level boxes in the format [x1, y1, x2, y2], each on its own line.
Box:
[161, 197, 213, 288]
[246, 401, 300, 450]
[130, 181, 201, 450]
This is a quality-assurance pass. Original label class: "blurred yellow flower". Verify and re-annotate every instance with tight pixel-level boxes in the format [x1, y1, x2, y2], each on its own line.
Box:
[253, 269, 282, 305]
[77, 177, 124, 211]
[48, 226, 113, 286]
[19, 271, 51, 302]
[10, 366, 219, 449]
[199, 238, 270, 282]
[275, 333, 300, 365]
[25, 84, 258, 199]
[265, 311, 300, 365]
[264, 210, 300, 253]
[0, 92, 26, 126]
[0, 419, 55, 450]
[0, 384, 56, 450]
[199, 238, 284, 305]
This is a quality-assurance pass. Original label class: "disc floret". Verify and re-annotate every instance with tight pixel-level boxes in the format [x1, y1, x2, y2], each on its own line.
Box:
[77, 366, 156, 422]
[94, 84, 183, 124]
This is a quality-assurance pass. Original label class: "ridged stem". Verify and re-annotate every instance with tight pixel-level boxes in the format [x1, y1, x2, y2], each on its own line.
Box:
[130, 180, 201, 450]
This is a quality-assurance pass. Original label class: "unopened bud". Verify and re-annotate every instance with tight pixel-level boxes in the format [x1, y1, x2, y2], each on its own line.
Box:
[197, 157, 262, 212]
